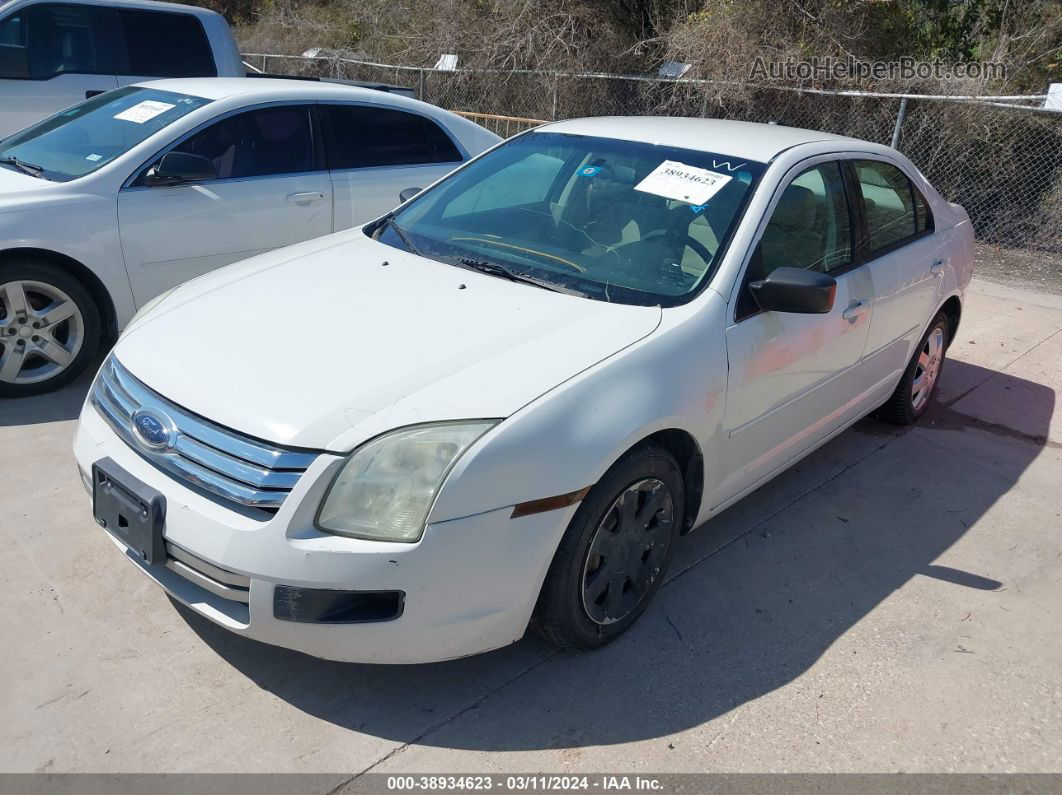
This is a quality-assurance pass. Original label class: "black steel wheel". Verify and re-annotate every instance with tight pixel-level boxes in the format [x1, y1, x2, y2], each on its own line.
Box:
[532, 442, 684, 649]
[581, 477, 675, 625]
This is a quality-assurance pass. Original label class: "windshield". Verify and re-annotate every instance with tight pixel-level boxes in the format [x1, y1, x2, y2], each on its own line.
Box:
[377, 131, 765, 305]
[0, 87, 211, 182]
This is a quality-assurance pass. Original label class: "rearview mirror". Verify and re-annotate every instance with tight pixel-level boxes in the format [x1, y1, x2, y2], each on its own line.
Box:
[399, 186, 422, 203]
[749, 266, 836, 314]
[146, 152, 216, 186]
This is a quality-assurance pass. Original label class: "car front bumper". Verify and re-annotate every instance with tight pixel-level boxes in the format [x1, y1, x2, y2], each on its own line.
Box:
[74, 404, 575, 664]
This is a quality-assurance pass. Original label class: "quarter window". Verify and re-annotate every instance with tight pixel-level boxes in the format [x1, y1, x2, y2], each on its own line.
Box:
[164, 106, 314, 181]
[853, 160, 931, 253]
[116, 9, 215, 78]
[323, 104, 462, 169]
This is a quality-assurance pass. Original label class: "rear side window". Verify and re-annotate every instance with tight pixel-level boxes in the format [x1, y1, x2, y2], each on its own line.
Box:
[323, 104, 462, 169]
[0, 3, 115, 79]
[853, 160, 931, 254]
[164, 105, 314, 181]
[117, 9, 215, 78]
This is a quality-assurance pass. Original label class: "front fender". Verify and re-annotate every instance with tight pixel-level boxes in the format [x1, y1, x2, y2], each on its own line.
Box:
[429, 293, 729, 526]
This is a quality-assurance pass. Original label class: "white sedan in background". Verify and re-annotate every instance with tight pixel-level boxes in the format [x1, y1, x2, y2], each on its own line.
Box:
[75, 118, 973, 663]
[0, 77, 499, 395]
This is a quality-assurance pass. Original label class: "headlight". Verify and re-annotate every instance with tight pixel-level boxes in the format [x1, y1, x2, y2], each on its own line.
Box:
[316, 420, 498, 542]
[122, 287, 178, 334]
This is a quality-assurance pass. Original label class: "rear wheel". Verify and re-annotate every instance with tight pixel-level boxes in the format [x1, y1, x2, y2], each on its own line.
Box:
[0, 260, 102, 398]
[877, 311, 949, 425]
[532, 442, 684, 649]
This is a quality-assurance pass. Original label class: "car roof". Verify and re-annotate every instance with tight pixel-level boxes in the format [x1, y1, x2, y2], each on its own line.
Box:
[135, 77, 418, 104]
[0, 0, 220, 15]
[538, 117, 859, 162]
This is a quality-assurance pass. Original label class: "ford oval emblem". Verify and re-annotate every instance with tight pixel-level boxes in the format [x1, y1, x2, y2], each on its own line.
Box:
[131, 408, 176, 452]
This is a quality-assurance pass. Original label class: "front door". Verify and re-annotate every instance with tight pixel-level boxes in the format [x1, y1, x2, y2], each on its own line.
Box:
[117, 104, 333, 306]
[716, 158, 875, 506]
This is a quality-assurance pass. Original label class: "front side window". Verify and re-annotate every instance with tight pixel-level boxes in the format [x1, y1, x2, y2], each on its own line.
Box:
[323, 104, 463, 169]
[161, 106, 313, 181]
[376, 131, 764, 306]
[854, 159, 925, 253]
[0, 86, 210, 181]
[737, 161, 852, 318]
[117, 9, 215, 78]
[0, 4, 112, 79]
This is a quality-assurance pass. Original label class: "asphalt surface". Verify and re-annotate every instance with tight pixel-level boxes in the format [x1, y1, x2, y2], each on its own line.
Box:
[1, 278, 1060, 774]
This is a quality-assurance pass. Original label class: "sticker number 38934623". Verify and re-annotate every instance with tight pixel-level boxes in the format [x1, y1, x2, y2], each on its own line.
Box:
[635, 160, 733, 206]
[114, 100, 176, 124]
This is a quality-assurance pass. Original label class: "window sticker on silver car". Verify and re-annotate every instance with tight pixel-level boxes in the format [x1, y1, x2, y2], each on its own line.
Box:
[635, 159, 732, 205]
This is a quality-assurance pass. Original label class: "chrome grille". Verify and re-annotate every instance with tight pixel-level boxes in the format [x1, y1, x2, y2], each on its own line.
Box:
[91, 357, 319, 510]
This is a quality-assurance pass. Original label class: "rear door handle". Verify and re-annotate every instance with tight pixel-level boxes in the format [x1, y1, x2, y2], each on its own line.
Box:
[842, 300, 870, 321]
[930, 259, 945, 276]
[286, 192, 325, 204]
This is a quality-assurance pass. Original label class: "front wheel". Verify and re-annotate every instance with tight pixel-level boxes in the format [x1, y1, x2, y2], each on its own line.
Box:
[0, 260, 102, 398]
[877, 311, 949, 425]
[532, 442, 684, 649]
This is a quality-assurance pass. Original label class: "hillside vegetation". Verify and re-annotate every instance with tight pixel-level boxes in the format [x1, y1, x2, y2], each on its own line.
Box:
[215, 0, 1060, 93]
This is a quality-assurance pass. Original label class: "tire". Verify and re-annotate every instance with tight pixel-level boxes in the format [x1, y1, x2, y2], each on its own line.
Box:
[531, 442, 684, 649]
[0, 259, 102, 398]
[877, 311, 949, 425]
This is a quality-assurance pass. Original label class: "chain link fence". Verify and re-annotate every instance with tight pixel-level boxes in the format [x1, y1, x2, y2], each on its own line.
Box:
[247, 52, 1062, 255]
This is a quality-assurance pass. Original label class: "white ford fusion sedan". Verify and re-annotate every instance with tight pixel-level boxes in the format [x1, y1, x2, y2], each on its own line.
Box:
[74, 117, 973, 663]
[0, 77, 498, 396]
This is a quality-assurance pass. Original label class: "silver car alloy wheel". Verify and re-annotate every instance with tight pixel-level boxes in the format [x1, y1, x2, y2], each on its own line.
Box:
[0, 279, 84, 385]
[911, 326, 945, 412]
[580, 477, 674, 625]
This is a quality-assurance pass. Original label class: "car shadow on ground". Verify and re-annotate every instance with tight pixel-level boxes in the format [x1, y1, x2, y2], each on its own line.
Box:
[0, 350, 105, 426]
[172, 358, 1052, 750]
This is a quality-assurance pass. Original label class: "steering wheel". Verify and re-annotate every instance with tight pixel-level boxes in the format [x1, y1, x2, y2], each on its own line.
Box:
[684, 235, 714, 267]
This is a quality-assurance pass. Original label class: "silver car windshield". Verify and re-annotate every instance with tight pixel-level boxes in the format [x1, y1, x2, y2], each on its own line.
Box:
[0, 87, 211, 182]
[376, 131, 765, 306]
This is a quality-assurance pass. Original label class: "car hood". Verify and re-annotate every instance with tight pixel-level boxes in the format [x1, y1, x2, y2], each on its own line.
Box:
[0, 164, 56, 196]
[116, 231, 662, 451]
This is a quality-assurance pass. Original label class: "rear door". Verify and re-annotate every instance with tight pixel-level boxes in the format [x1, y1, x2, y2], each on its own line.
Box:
[717, 157, 875, 505]
[848, 158, 944, 384]
[321, 103, 466, 229]
[0, 3, 118, 136]
[117, 103, 333, 306]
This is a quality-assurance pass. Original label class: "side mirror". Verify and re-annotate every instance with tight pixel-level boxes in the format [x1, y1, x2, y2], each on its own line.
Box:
[398, 186, 422, 203]
[145, 152, 216, 186]
[0, 44, 29, 79]
[749, 266, 836, 314]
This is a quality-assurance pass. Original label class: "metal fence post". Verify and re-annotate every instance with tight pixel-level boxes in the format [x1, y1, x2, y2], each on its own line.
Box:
[418, 68, 425, 102]
[891, 96, 909, 149]
[552, 75, 559, 120]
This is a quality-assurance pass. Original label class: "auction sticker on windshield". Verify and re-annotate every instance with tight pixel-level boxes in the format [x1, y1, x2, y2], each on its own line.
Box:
[114, 101, 176, 124]
[635, 160, 732, 205]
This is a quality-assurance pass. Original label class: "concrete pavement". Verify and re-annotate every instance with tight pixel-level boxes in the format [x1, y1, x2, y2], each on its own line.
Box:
[1, 278, 1059, 774]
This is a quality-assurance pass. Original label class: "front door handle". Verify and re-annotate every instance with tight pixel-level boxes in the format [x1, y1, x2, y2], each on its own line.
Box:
[842, 300, 870, 321]
[930, 259, 945, 276]
[286, 192, 325, 205]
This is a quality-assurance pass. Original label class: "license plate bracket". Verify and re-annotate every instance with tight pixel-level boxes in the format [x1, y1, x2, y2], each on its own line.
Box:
[92, 457, 166, 565]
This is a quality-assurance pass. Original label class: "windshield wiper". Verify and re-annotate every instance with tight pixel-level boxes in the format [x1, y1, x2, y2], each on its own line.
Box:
[0, 156, 45, 178]
[377, 212, 421, 256]
[452, 257, 588, 297]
